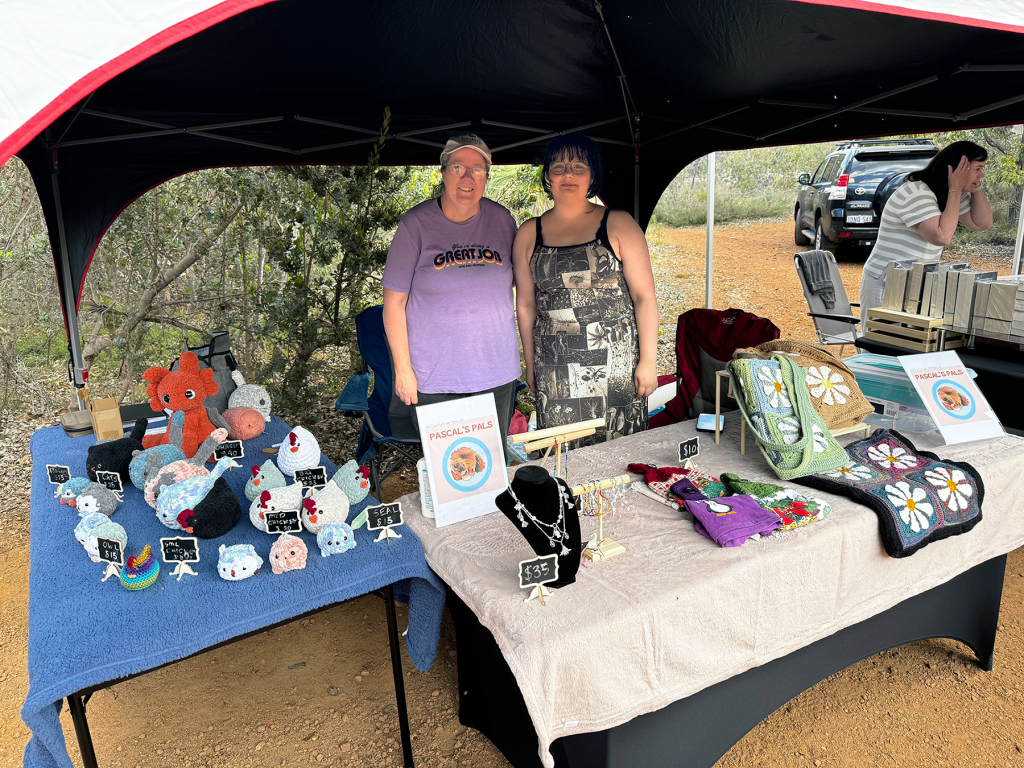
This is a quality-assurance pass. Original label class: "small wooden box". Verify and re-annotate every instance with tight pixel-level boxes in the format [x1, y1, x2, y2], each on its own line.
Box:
[89, 397, 124, 441]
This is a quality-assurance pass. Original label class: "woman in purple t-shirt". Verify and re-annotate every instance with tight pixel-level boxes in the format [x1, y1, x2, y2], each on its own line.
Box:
[381, 134, 520, 440]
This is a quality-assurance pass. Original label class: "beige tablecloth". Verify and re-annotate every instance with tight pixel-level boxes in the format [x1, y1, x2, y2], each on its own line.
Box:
[403, 423, 1024, 768]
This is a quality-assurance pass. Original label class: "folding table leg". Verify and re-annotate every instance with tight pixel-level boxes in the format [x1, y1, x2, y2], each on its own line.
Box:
[384, 584, 415, 767]
[67, 693, 99, 768]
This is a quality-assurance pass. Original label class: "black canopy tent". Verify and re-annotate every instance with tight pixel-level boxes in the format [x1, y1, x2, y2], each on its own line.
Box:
[11, 0, 1024, 385]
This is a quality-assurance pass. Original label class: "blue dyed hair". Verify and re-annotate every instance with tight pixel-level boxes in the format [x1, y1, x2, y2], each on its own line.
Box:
[542, 134, 603, 199]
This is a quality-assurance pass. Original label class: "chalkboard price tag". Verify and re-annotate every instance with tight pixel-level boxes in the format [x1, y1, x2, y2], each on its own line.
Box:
[47, 464, 71, 485]
[366, 502, 404, 531]
[95, 470, 123, 493]
[265, 509, 303, 534]
[678, 436, 700, 463]
[160, 536, 200, 563]
[518, 554, 559, 590]
[214, 440, 244, 460]
[294, 466, 327, 489]
[97, 537, 124, 566]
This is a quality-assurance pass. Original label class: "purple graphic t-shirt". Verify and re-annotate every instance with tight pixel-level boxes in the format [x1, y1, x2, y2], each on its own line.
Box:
[382, 197, 520, 394]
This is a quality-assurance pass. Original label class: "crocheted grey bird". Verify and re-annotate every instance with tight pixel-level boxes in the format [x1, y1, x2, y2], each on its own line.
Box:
[227, 370, 272, 423]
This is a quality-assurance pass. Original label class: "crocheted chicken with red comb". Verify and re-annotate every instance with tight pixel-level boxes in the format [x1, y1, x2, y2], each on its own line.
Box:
[141, 351, 220, 459]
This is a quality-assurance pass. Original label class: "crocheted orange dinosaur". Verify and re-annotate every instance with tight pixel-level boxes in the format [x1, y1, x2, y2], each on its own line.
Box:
[141, 352, 220, 459]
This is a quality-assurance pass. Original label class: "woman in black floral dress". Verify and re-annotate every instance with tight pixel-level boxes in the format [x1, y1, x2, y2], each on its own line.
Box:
[512, 135, 659, 444]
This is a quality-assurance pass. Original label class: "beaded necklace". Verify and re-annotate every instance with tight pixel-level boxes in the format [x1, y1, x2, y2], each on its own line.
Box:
[508, 480, 572, 556]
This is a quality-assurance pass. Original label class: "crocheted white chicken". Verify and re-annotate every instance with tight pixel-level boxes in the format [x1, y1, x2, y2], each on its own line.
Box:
[300, 482, 350, 534]
[249, 483, 306, 533]
[275, 426, 320, 478]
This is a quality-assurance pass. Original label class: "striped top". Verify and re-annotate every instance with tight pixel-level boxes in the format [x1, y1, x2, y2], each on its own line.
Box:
[864, 180, 972, 280]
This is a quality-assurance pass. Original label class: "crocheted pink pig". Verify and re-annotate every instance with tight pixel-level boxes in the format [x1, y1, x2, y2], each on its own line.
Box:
[269, 533, 307, 574]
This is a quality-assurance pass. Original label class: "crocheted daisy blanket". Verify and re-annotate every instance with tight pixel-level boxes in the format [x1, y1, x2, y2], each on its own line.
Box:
[795, 429, 984, 558]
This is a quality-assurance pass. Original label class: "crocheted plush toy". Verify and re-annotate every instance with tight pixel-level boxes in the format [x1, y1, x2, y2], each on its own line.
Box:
[227, 370, 272, 423]
[143, 428, 228, 508]
[332, 460, 371, 504]
[317, 522, 357, 557]
[155, 457, 239, 530]
[218, 543, 262, 580]
[249, 484, 306, 533]
[269, 533, 308, 574]
[301, 482, 350, 534]
[176, 477, 242, 539]
[129, 412, 186, 490]
[56, 477, 92, 507]
[74, 513, 110, 561]
[86, 418, 148, 482]
[245, 460, 286, 502]
[795, 429, 984, 558]
[141, 351, 221, 458]
[120, 545, 160, 590]
[75, 482, 121, 518]
[275, 426, 320, 478]
[221, 407, 266, 441]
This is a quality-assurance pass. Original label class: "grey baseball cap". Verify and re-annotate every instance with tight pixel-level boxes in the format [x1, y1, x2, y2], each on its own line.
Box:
[440, 134, 492, 166]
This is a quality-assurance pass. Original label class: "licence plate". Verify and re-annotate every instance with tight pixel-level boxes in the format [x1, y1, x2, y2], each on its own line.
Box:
[847, 214, 873, 224]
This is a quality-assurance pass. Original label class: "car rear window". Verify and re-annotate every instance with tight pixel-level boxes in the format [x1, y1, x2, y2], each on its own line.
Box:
[850, 152, 935, 175]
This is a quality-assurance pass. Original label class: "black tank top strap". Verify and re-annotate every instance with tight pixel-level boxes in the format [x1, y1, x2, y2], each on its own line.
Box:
[535, 215, 544, 247]
[596, 207, 612, 245]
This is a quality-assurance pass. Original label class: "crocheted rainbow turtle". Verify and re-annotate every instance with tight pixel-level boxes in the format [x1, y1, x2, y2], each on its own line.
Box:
[120, 545, 160, 590]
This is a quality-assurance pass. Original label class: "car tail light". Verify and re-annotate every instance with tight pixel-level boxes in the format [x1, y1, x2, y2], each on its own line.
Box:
[837, 174, 849, 187]
[839, 231, 852, 238]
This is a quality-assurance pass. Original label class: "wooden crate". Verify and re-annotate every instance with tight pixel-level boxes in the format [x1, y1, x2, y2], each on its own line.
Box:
[863, 307, 965, 352]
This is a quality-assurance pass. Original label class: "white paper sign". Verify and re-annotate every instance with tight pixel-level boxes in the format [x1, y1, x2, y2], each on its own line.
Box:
[416, 393, 507, 528]
[897, 351, 1004, 444]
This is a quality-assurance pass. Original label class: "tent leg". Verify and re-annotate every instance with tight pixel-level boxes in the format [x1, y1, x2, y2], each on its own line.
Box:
[47, 138, 88, 405]
[705, 152, 715, 309]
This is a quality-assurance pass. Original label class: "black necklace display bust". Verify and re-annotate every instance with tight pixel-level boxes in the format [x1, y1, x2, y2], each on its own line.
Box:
[495, 465, 582, 588]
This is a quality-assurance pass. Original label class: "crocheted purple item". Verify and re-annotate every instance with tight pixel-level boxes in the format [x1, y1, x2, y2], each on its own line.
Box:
[685, 494, 782, 548]
[794, 429, 984, 558]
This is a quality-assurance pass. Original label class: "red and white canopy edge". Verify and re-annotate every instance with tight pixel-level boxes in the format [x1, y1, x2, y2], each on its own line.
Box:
[793, 0, 1024, 34]
[0, 0, 278, 168]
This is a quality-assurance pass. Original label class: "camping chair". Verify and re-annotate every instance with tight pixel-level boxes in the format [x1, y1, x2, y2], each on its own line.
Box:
[334, 305, 421, 498]
[649, 307, 781, 429]
[794, 250, 862, 356]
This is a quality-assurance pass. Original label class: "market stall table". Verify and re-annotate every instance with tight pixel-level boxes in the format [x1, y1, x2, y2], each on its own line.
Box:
[404, 421, 1024, 768]
[22, 417, 444, 768]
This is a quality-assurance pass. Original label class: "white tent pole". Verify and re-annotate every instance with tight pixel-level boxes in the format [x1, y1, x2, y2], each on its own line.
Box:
[705, 152, 715, 309]
[1013, 192, 1024, 276]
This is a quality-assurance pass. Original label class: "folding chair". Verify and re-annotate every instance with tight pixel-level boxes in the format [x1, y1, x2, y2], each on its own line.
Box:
[794, 250, 862, 356]
[334, 305, 421, 498]
[648, 307, 781, 429]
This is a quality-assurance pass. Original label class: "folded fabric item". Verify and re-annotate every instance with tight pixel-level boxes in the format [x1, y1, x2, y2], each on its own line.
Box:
[720, 472, 831, 531]
[797, 251, 836, 309]
[685, 494, 782, 547]
[727, 355, 849, 481]
[627, 463, 727, 502]
[794, 428, 984, 558]
[670, 477, 709, 501]
[733, 340, 874, 431]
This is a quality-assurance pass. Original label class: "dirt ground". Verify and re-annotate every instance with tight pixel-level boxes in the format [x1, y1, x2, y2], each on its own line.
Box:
[1, 220, 1022, 768]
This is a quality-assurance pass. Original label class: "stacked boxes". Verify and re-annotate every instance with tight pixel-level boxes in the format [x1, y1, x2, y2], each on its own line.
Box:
[903, 262, 938, 315]
[972, 275, 1024, 338]
[952, 269, 998, 330]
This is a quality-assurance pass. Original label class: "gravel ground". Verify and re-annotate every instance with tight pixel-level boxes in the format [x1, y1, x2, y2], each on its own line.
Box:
[1, 219, 1021, 768]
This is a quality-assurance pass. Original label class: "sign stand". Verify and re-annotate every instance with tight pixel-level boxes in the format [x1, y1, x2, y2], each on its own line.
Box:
[518, 554, 559, 605]
[160, 536, 201, 581]
[101, 562, 121, 582]
[170, 562, 199, 581]
[96, 536, 124, 582]
[525, 584, 553, 604]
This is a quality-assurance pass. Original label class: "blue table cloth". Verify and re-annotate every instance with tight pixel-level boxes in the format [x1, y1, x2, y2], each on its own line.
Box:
[22, 417, 444, 768]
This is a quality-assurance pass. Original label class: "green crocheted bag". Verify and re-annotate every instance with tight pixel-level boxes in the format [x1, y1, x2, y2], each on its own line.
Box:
[727, 354, 849, 481]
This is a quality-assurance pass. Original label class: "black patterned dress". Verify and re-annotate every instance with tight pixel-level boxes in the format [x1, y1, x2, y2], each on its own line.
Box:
[531, 208, 647, 445]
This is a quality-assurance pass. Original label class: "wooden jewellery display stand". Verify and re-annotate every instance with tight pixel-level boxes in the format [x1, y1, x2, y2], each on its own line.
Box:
[570, 475, 630, 562]
[510, 418, 627, 561]
[714, 371, 870, 454]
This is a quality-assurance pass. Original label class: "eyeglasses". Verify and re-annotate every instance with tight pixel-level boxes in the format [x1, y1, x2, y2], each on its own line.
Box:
[549, 162, 590, 176]
[447, 163, 487, 180]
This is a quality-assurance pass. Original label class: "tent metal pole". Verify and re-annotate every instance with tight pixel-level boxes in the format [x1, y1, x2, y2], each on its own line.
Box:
[705, 152, 715, 309]
[47, 142, 87, 401]
[1013, 196, 1024, 277]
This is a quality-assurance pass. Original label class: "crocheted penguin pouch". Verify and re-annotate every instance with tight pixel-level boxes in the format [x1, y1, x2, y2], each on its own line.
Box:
[793, 429, 984, 558]
[627, 464, 728, 502]
[727, 354, 848, 481]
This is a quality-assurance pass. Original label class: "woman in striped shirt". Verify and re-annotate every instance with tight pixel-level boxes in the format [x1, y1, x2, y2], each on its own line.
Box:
[860, 141, 992, 324]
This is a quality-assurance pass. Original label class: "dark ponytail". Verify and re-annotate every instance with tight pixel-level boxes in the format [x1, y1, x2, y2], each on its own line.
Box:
[906, 140, 987, 211]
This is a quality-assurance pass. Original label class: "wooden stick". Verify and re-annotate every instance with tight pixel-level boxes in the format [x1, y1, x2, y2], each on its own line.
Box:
[569, 474, 631, 497]
[510, 417, 605, 444]
[520, 427, 596, 453]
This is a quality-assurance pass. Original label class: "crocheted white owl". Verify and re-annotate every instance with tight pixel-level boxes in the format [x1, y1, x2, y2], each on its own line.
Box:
[275, 426, 320, 478]
[228, 370, 272, 423]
